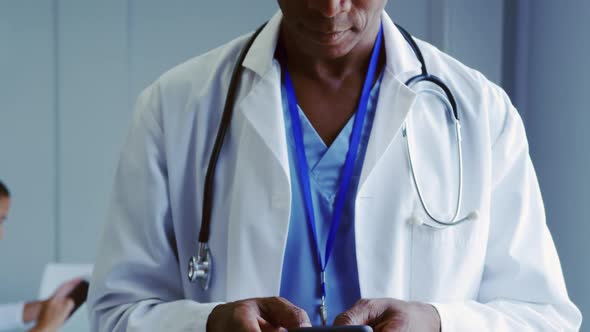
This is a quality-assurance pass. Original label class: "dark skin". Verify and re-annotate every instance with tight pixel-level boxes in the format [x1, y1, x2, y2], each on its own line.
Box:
[333, 298, 440, 331]
[207, 1, 441, 330]
[206, 297, 311, 332]
[278, 0, 386, 146]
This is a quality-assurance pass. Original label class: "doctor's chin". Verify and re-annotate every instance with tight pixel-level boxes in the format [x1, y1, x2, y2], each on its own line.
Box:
[1, 1, 587, 332]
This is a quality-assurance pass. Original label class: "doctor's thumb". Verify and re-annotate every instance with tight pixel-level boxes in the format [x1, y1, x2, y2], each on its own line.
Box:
[333, 311, 362, 326]
[333, 299, 378, 326]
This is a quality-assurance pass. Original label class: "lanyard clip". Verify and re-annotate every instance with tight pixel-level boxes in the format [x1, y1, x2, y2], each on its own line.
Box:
[320, 295, 328, 327]
[319, 272, 328, 326]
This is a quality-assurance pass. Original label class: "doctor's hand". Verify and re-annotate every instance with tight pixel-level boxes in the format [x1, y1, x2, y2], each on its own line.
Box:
[207, 297, 311, 332]
[29, 278, 82, 332]
[334, 298, 440, 332]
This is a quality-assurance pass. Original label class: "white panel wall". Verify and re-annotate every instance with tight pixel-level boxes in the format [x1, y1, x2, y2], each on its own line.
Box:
[445, 0, 504, 84]
[0, 0, 57, 303]
[391, 0, 505, 85]
[387, 0, 431, 43]
[58, 1, 129, 262]
[128, 0, 278, 103]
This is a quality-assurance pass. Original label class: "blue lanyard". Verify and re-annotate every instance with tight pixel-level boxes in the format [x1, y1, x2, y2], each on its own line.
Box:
[280, 25, 383, 325]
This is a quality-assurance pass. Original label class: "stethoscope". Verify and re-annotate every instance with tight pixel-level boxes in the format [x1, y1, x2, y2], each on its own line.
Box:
[188, 23, 478, 290]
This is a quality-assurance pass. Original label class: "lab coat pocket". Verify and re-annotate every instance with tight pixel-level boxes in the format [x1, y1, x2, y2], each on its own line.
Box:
[409, 207, 486, 303]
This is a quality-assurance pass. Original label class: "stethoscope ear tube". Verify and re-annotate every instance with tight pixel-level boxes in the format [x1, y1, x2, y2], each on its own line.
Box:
[404, 118, 468, 227]
[188, 24, 267, 287]
[396, 23, 458, 121]
[406, 75, 459, 121]
[398, 23, 474, 227]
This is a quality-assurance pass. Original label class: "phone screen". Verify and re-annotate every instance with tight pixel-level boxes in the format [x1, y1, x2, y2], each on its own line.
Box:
[67, 280, 90, 318]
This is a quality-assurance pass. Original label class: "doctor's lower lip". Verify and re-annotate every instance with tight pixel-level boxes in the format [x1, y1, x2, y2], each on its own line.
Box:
[303, 26, 348, 44]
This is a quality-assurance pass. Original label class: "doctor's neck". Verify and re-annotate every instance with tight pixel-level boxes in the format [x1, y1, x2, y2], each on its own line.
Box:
[278, 19, 383, 81]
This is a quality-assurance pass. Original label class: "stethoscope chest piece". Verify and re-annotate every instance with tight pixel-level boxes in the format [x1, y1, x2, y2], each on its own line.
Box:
[188, 242, 212, 290]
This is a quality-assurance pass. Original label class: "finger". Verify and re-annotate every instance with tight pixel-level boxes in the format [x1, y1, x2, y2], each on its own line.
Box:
[373, 317, 404, 332]
[334, 299, 370, 326]
[259, 297, 311, 329]
[53, 299, 75, 324]
[232, 304, 264, 332]
[61, 299, 75, 317]
[53, 278, 84, 298]
[238, 314, 263, 332]
[257, 317, 284, 332]
[65, 299, 75, 313]
[333, 299, 388, 326]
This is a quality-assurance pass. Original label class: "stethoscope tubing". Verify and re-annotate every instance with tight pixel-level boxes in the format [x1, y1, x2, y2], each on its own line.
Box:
[404, 119, 466, 226]
[198, 23, 267, 245]
[397, 23, 467, 226]
[187, 24, 267, 287]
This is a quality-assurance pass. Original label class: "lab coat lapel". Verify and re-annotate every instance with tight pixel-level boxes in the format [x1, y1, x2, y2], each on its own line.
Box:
[225, 13, 292, 301]
[355, 13, 424, 299]
[239, 11, 289, 178]
[357, 13, 420, 195]
[239, 70, 289, 177]
[357, 74, 416, 194]
[354, 75, 417, 299]
[226, 70, 292, 301]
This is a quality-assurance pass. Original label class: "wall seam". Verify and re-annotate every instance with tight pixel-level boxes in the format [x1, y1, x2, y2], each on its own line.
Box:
[53, 0, 61, 262]
[516, 0, 531, 125]
[127, 0, 132, 112]
[429, 0, 449, 51]
[502, 0, 531, 123]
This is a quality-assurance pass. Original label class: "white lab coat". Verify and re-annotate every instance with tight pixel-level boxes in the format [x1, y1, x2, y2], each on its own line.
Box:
[88, 11, 582, 332]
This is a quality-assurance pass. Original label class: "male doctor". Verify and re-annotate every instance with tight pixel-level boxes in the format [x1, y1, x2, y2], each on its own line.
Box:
[88, 0, 582, 331]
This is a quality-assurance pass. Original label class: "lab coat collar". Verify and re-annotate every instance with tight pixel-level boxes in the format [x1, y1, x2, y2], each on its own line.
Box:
[239, 10, 423, 195]
[242, 11, 423, 81]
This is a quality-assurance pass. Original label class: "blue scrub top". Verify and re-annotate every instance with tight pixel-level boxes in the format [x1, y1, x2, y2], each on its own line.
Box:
[279, 73, 383, 326]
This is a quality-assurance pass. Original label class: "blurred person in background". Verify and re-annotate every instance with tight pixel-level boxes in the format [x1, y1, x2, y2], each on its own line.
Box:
[0, 180, 81, 332]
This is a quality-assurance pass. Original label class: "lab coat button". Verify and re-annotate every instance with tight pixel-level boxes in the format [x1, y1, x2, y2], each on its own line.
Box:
[407, 215, 424, 226]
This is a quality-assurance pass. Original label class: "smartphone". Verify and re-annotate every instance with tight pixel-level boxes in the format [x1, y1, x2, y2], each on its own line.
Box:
[289, 327, 373, 332]
[66, 280, 90, 318]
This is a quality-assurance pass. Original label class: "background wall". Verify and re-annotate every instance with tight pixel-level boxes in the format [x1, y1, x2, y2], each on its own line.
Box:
[511, 0, 590, 327]
[1, 0, 586, 331]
